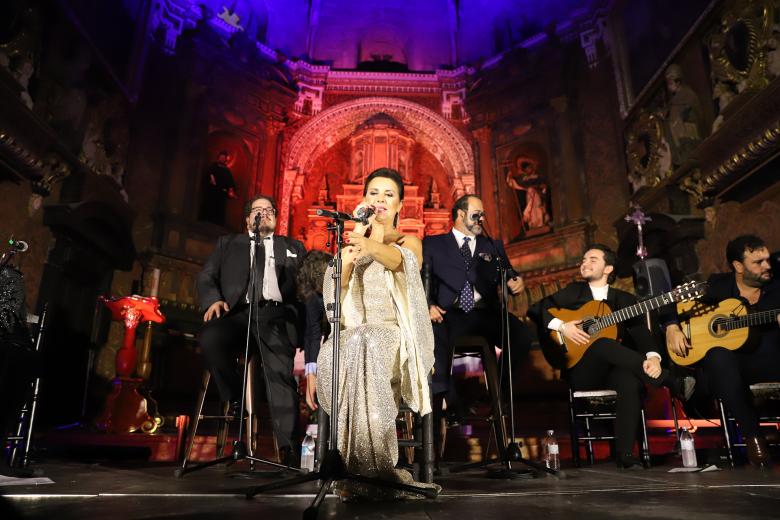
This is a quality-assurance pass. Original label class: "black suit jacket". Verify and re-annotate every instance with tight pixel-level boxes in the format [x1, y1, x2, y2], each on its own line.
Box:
[529, 281, 657, 357]
[422, 231, 515, 311]
[197, 233, 307, 343]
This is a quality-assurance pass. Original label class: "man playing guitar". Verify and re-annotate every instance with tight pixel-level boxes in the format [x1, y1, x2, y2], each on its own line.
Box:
[665, 235, 780, 467]
[531, 244, 693, 469]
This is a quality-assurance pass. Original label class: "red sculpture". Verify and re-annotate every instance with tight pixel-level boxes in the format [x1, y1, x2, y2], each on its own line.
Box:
[96, 295, 165, 434]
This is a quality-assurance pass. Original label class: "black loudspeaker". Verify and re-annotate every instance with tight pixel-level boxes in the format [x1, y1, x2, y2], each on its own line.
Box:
[633, 258, 672, 299]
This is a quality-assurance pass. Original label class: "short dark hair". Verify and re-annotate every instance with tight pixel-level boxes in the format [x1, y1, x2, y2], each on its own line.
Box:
[363, 168, 404, 200]
[585, 243, 618, 284]
[244, 194, 277, 217]
[452, 194, 479, 221]
[296, 250, 332, 301]
[726, 234, 766, 270]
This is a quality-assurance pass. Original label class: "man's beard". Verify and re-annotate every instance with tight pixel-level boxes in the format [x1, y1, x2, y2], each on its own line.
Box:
[743, 268, 772, 288]
[465, 221, 482, 235]
[259, 223, 275, 235]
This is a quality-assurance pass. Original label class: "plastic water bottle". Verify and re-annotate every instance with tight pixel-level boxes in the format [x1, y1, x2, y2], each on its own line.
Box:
[680, 427, 697, 468]
[301, 432, 316, 472]
[543, 430, 560, 470]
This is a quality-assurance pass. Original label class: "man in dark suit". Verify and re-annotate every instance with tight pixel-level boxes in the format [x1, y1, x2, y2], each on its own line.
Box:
[531, 244, 692, 469]
[197, 194, 306, 461]
[665, 235, 780, 466]
[423, 194, 531, 425]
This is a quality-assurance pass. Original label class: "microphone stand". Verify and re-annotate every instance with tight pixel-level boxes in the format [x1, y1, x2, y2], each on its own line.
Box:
[176, 215, 304, 478]
[451, 220, 563, 479]
[242, 213, 437, 519]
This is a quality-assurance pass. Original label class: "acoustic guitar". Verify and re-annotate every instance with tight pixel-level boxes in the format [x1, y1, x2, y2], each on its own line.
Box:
[668, 298, 780, 366]
[544, 281, 707, 369]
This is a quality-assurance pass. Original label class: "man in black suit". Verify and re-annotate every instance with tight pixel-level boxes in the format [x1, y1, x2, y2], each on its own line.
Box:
[665, 235, 780, 466]
[197, 194, 306, 461]
[423, 194, 531, 425]
[531, 244, 691, 469]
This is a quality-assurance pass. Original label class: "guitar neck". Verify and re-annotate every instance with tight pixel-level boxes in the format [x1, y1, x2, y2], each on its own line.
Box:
[598, 292, 678, 328]
[721, 308, 780, 331]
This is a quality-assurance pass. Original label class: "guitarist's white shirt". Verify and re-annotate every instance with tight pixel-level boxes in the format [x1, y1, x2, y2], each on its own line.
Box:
[547, 283, 661, 361]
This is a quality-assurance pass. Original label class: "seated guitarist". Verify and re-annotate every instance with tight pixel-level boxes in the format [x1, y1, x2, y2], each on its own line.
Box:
[664, 235, 780, 467]
[530, 244, 693, 469]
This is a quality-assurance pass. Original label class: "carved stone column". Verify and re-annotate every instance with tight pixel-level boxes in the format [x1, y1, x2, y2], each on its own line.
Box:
[473, 127, 499, 235]
[277, 168, 298, 236]
[550, 96, 588, 225]
[260, 119, 286, 197]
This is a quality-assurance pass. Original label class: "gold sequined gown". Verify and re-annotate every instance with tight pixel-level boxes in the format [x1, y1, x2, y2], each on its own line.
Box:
[317, 246, 440, 498]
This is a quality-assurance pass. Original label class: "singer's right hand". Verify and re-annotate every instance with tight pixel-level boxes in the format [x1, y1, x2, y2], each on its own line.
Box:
[204, 301, 230, 322]
[429, 304, 446, 323]
[342, 244, 362, 265]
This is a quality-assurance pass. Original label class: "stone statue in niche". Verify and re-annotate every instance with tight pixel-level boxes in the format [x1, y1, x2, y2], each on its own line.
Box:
[663, 64, 706, 161]
[350, 148, 364, 183]
[767, 25, 780, 78]
[80, 96, 130, 196]
[506, 155, 551, 234]
[198, 150, 237, 226]
[0, 4, 39, 110]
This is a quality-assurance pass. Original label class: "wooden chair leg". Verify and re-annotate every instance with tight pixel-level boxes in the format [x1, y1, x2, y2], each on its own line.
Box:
[568, 390, 581, 468]
[180, 370, 211, 469]
[481, 344, 508, 461]
[403, 410, 415, 463]
[584, 416, 594, 465]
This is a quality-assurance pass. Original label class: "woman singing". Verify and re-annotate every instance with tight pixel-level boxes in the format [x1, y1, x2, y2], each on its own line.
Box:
[315, 168, 440, 499]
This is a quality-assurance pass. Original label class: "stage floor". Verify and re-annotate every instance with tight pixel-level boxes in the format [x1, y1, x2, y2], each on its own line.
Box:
[2, 458, 780, 519]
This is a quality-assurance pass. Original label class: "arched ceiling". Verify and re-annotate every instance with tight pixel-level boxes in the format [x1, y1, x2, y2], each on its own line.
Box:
[141, 0, 597, 71]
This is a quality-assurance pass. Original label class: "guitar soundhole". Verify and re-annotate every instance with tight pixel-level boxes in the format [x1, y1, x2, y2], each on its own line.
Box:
[583, 317, 597, 336]
[709, 315, 728, 338]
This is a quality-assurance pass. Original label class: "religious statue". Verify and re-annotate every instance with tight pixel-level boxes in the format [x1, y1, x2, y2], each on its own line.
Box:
[198, 150, 237, 226]
[663, 64, 706, 161]
[506, 155, 551, 233]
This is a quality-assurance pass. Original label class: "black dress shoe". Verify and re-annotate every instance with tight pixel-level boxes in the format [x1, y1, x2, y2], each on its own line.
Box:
[445, 411, 462, 428]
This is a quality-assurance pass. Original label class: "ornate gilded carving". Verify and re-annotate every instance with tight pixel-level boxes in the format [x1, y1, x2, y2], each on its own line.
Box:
[699, 121, 780, 194]
[625, 110, 673, 193]
[678, 168, 707, 205]
[708, 1, 779, 128]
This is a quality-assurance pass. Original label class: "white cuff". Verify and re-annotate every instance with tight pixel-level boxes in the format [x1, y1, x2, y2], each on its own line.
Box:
[645, 352, 662, 361]
[305, 362, 317, 375]
[547, 318, 564, 331]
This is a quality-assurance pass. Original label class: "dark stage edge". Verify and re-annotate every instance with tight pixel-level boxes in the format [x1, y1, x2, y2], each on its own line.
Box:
[2, 460, 780, 519]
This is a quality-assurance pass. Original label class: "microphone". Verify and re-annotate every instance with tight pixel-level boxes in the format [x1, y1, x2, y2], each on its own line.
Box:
[316, 208, 371, 225]
[355, 205, 375, 224]
[8, 239, 28, 252]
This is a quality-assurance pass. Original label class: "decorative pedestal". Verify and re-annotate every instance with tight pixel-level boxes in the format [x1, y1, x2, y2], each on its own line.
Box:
[95, 295, 165, 434]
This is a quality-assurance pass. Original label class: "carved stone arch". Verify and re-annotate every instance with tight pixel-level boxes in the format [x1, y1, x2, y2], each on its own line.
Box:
[279, 97, 475, 233]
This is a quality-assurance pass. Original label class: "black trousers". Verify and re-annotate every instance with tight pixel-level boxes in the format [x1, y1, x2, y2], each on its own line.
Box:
[431, 306, 532, 401]
[568, 339, 667, 458]
[199, 303, 299, 450]
[698, 337, 780, 437]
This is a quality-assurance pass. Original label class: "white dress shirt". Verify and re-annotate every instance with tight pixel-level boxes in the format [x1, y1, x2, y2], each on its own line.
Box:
[451, 228, 482, 303]
[547, 283, 660, 360]
[247, 233, 283, 303]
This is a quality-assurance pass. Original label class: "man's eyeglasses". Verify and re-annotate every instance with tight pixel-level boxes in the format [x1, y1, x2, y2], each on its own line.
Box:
[469, 211, 485, 221]
[250, 208, 277, 217]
